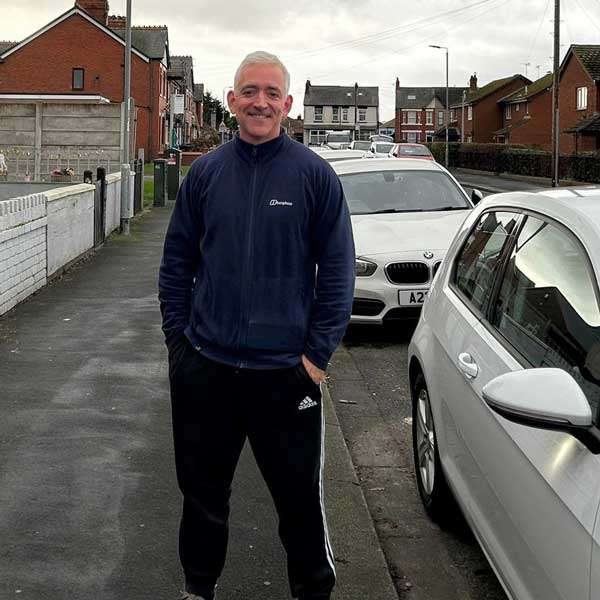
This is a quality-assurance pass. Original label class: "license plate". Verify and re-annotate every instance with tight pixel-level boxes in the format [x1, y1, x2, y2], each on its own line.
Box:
[399, 290, 428, 306]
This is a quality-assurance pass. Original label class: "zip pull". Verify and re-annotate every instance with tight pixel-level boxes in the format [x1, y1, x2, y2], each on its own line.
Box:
[252, 147, 258, 162]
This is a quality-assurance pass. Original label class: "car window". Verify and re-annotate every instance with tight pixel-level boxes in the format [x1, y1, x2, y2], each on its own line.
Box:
[353, 141, 371, 151]
[491, 215, 600, 420]
[454, 211, 520, 313]
[399, 146, 432, 157]
[339, 170, 470, 215]
[374, 143, 394, 154]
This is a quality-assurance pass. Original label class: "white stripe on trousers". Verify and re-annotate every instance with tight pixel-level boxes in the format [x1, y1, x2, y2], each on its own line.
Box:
[318, 382, 336, 577]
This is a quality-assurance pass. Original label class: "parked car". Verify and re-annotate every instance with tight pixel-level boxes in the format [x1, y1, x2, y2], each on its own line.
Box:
[389, 143, 435, 161]
[324, 130, 352, 149]
[367, 141, 395, 157]
[408, 186, 600, 600]
[332, 158, 480, 324]
[349, 140, 372, 152]
[313, 149, 367, 162]
[370, 134, 394, 142]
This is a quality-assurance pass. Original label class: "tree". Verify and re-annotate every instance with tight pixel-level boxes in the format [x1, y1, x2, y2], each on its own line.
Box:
[203, 91, 238, 131]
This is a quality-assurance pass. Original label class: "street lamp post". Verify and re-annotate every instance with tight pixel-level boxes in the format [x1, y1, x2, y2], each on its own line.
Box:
[430, 45, 449, 168]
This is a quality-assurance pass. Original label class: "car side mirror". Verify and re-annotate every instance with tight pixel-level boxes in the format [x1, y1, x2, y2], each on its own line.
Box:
[471, 189, 484, 204]
[483, 368, 600, 452]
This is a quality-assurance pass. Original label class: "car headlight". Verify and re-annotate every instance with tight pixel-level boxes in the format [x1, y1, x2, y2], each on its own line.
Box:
[355, 258, 377, 277]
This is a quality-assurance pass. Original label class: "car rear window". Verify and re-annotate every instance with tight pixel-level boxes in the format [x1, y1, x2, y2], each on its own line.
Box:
[399, 146, 432, 157]
[339, 170, 470, 215]
[374, 143, 394, 154]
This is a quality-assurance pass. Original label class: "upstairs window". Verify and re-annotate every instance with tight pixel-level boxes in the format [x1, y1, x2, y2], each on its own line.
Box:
[314, 106, 323, 122]
[358, 108, 367, 122]
[426, 110, 433, 125]
[505, 104, 512, 120]
[342, 107, 349, 122]
[332, 107, 339, 122]
[467, 105, 473, 121]
[72, 68, 85, 91]
[438, 111, 444, 126]
[577, 87, 588, 110]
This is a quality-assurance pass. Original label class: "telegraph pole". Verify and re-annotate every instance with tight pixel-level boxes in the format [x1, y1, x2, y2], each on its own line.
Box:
[551, 0, 560, 187]
[120, 0, 132, 234]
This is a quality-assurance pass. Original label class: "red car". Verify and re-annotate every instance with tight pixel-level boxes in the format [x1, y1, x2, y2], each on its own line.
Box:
[389, 143, 435, 161]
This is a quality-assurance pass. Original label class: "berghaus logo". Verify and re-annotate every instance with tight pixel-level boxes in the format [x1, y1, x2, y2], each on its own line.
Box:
[270, 199, 293, 206]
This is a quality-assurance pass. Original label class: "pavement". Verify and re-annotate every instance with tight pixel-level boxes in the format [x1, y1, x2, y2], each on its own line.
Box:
[0, 204, 397, 600]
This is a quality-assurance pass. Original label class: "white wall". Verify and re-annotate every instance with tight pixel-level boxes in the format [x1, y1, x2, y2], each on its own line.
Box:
[0, 170, 133, 316]
[0, 194, 47, 315]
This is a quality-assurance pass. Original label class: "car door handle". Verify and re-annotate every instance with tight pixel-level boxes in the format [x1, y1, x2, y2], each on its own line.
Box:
[458, 353, 479, 379]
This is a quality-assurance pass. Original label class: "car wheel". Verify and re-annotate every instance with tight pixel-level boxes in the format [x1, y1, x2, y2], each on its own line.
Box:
[412, 372, 454, 523]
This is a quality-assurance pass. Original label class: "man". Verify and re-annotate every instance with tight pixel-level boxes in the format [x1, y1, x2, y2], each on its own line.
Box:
[159, 50, 355, 600]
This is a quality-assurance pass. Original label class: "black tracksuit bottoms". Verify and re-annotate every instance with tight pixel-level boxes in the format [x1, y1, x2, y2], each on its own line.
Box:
[168, 337, 336, 600]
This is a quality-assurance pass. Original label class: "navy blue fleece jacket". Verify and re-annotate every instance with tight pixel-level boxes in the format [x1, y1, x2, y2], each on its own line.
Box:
[158, 132, 355, 370]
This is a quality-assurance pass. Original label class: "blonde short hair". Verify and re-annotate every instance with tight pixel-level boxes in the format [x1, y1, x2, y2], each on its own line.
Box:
[234, 51, 290, 96]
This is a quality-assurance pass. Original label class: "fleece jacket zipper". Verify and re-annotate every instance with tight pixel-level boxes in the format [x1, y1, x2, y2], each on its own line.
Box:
[238, 146, 258, 368]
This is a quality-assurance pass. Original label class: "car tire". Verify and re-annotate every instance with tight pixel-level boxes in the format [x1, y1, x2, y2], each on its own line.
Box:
[411, 372, 455, 523]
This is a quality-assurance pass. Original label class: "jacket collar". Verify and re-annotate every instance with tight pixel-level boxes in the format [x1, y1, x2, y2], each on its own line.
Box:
[233, 129, 288, 164]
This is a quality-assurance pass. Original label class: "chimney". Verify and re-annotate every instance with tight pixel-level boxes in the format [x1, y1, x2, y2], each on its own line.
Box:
[305, 79, 311, 94]
[107, 14, 126, 29]
[396, 77, 400, 90]
[469, 73, 478, 91]
[75, 0, 110, 26]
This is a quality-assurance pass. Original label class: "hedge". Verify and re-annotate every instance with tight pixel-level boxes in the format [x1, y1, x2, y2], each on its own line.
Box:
[427, 142, 600, 183]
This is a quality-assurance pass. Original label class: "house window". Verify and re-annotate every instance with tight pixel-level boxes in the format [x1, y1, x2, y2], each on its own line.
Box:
[72, 68, 85, 91]
[405, 111, 417, 124]
[515, 103, 520, 112]
[467, 106, 472, 121]
[314, 107, 323, 122]
[342, 107, 349, 122]
[358, 108, 367, 122]
[332, 107, 339, 122]
[426, 110, 433, 125]
[577, 87, 588, 110]
[426, 132, 434, 142]
[309, 129, 326, 145]
[407, 131, 417, 143]
[505, 105, 512, 120]
[408, 94, 416, 100]
[438, 111, 444, 126]
[450, 110, 455, 122]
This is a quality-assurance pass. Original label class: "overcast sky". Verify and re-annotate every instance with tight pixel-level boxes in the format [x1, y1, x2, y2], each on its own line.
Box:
[1, 0, 599, 121]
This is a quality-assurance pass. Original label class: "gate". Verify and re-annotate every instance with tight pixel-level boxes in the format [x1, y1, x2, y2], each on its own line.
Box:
[133, 159, 143, 214]
[94, 167, 107, 247]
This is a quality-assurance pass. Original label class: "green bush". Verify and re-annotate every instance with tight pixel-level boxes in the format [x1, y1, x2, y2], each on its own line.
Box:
[425, 142, 600, 183]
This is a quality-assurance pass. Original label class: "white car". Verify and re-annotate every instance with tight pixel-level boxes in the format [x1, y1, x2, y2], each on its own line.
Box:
[408, 186, 600, 600]
[366, 141, 395, 157]
[332, 158, 479, 324]
[314, 149, 368, 163]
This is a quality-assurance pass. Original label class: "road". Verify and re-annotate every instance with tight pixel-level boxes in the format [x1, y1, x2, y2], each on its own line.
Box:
[327, 173, 544, 600]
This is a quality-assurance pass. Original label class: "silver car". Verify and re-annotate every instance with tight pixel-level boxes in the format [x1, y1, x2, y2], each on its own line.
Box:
[408, 187, 600, 600]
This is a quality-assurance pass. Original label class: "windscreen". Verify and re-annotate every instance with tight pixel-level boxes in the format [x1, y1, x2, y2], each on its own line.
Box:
[399, 145, 432, 156]
[374, 143, 394, 154]
[353, 141, 371, 151]
[339, 170, 470, 215]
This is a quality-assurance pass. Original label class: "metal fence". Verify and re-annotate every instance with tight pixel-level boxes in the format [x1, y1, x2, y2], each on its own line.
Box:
[0, 146, 119, 183]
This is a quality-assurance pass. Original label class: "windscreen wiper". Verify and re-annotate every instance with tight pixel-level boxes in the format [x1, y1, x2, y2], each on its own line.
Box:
[427, 206, 468, 211]
[367, 208, 415, 214]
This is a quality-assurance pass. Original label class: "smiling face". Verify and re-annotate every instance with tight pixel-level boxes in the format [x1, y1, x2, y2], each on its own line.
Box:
[227, 63, 293, 145]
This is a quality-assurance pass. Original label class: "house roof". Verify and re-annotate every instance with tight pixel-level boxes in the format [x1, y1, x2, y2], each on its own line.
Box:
[0, 6, 149, 62]
[457, 75, 531, 106]
[564, 112, 600, 133]
[0, 41, 17, 53]
[381, 117, 395, 127]
[499, 73, 553, 104]
[304, 85, 379, 107]
[570, 45, 600, 82]
[493, 114, 532, 136]
[170, 55, 194, 89]
[396, 87, 468, 110]
[193, 83, 204, 101]
[112, 26, 169, 61]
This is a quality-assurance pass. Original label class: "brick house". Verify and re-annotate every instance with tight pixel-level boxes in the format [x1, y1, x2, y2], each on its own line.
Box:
[560, 45, 600, 153]
[0, 1, 176, 159]
[169, 56, 199, 146]
[450, 74, 530, 143]
[193, 83, 204, 130]
[395, 79, 469, 143]
[303, 81, 379, 145]
[282, 114, 304, 142]
[495, 73, 553, 149]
